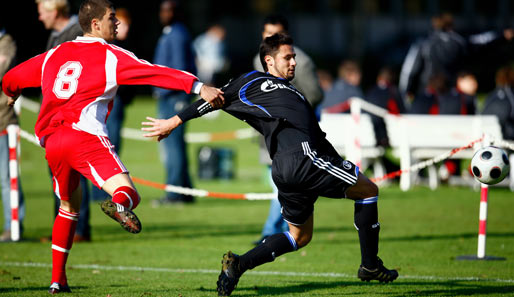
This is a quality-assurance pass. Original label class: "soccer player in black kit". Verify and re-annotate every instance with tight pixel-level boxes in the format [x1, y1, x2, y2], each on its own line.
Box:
[142, 33, 398, 296]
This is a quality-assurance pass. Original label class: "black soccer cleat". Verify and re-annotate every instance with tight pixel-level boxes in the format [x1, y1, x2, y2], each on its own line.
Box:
[217, 251, 243, 296]
[48, 282, 71, 294]
[358, 257, 398, 283]
[101, 200, 142, 234]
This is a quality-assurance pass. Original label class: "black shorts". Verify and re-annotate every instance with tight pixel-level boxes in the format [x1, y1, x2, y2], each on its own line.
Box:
[271, 141, 359, 225]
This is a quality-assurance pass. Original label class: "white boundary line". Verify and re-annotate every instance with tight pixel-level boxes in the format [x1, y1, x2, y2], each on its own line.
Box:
[1, 261, 513, 283]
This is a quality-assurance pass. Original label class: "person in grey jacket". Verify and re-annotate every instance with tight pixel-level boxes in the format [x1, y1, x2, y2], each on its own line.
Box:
[251, 14, 323, 245]
[36, 0, 83, 49]
[0, 28, 25, 241]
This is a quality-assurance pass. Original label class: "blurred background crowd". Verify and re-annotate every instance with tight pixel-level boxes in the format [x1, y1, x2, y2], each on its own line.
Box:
[3, 0, 514, 93]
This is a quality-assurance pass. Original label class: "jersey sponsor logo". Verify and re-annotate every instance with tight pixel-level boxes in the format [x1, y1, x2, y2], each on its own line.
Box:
[260, 79, 305, 101]
[342, 160, 353, 170]
[261, 79, 279, 92]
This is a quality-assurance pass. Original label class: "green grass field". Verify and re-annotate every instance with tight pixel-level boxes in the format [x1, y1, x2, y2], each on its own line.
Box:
[1, 97, 513, 296]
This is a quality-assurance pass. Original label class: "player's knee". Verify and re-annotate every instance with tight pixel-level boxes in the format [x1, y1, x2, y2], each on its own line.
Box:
[346, 174, 379, 199]
[367, 181, 379, 197]
[113, 186, 140, 210]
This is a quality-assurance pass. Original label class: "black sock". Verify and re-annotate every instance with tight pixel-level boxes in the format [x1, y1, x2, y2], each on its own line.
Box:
[239, 232, 297, 272]
[354, 197, 380, 269]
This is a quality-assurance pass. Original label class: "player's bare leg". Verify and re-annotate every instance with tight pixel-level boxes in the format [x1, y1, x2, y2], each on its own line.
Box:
[346, 173, 398, 283]
[49, 185, 82, 294]
[100, 173, 142, 233]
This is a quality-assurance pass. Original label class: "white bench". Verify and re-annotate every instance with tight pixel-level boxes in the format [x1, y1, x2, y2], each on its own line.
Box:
[319, 113, 386, 184]
[384, 114, 512, 191]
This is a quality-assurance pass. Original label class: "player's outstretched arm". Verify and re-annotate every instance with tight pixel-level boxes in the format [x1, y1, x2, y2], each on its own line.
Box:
[141, 116, 183, 142]
[142, 84, 228, 141]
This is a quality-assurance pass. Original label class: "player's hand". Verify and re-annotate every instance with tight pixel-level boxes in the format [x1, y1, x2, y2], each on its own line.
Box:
[7, 95, 19, 106]
[199, 85, 224, 108]
[141, 116, 183, 142]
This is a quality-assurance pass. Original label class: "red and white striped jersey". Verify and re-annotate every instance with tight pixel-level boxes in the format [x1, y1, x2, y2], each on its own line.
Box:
[2, 36, 200, 146]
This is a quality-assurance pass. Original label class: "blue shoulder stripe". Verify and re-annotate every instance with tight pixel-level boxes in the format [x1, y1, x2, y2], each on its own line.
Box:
[238, 77, 272, 117]
[244, 70, 258, 78]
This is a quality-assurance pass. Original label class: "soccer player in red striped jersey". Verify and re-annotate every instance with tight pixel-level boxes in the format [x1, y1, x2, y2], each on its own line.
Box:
[2, 0, 224, 293]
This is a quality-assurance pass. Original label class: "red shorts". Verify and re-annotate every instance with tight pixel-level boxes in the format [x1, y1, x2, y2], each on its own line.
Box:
[44, 126, 128, 200]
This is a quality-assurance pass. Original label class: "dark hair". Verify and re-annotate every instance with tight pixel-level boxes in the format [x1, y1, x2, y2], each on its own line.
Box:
[79, 0, 114, 33]
[262, 14, 289, 32]
[259, 33, 293, 71]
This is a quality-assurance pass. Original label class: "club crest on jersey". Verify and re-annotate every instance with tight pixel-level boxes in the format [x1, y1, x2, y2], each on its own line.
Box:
[260, 79, 305, 101]
[342, 160, 353, 170]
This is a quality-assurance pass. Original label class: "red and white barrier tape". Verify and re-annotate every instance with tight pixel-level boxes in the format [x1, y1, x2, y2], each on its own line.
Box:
[16, 127, 511, 200]
[131, 177, 275, 200]
[17, 97, 514, 200]
[371, 136, 485, 183]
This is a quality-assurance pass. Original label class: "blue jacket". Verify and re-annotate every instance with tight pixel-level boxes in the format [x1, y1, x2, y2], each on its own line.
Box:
[153, 22, 196, 98]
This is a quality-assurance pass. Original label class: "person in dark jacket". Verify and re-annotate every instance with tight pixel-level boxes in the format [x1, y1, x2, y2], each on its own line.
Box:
[399, 12, 513, 103]
[482, 66, 514, 140]
[365, 67, 405, 147]
[152, 0, 197, 205]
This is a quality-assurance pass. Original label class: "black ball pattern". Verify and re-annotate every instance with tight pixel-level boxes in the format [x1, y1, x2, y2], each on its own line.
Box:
[472, 166, 481, 178]
[481, 151, 492, 160]
[490, 168, 502, 179]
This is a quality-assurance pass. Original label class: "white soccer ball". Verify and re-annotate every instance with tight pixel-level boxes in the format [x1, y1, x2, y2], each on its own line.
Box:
[471, 146, 510, 185]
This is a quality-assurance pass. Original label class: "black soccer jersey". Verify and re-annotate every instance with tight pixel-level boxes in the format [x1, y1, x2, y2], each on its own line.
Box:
[178, 71, 328, 158]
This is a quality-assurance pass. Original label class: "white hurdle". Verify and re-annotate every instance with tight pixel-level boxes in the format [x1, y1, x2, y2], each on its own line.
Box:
[7, 124, 20, 242]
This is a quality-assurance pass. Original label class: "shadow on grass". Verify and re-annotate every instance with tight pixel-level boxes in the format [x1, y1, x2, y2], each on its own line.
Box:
[0, 285, 87, 294]
[195, 279, 514, 296]
[89, 222, 355, 242]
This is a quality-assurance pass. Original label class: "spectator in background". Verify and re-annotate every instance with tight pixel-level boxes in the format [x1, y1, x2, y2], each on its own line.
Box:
[0, 27, 25, 242]
[36, 0, 92, 243]
[408, 73, 447, 114]
[439, 71, 477, 115]
[253, 15, 323, 108]
[251, 14, 323, 245]
[319, 60, 363, 113]
[365, 67, 405, 147]
[482, 66, 514, 140]
[37, 0, 83, 49]
[193, 24, 227, 86]
[438, 72, 478, 180]
[152, 0, 196, 205]
[409, 71, 477, 116]
[91, 7, 135, 201]
[317, 69, 334, 93]
[399, 12, 514, 105]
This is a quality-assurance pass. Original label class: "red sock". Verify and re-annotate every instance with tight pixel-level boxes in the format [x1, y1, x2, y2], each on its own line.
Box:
[112, 186, 140, 210]
[51, 208, 79, 285]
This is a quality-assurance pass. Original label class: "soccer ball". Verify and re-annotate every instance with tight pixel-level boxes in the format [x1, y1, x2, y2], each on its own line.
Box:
[471, 146, 510, 185]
